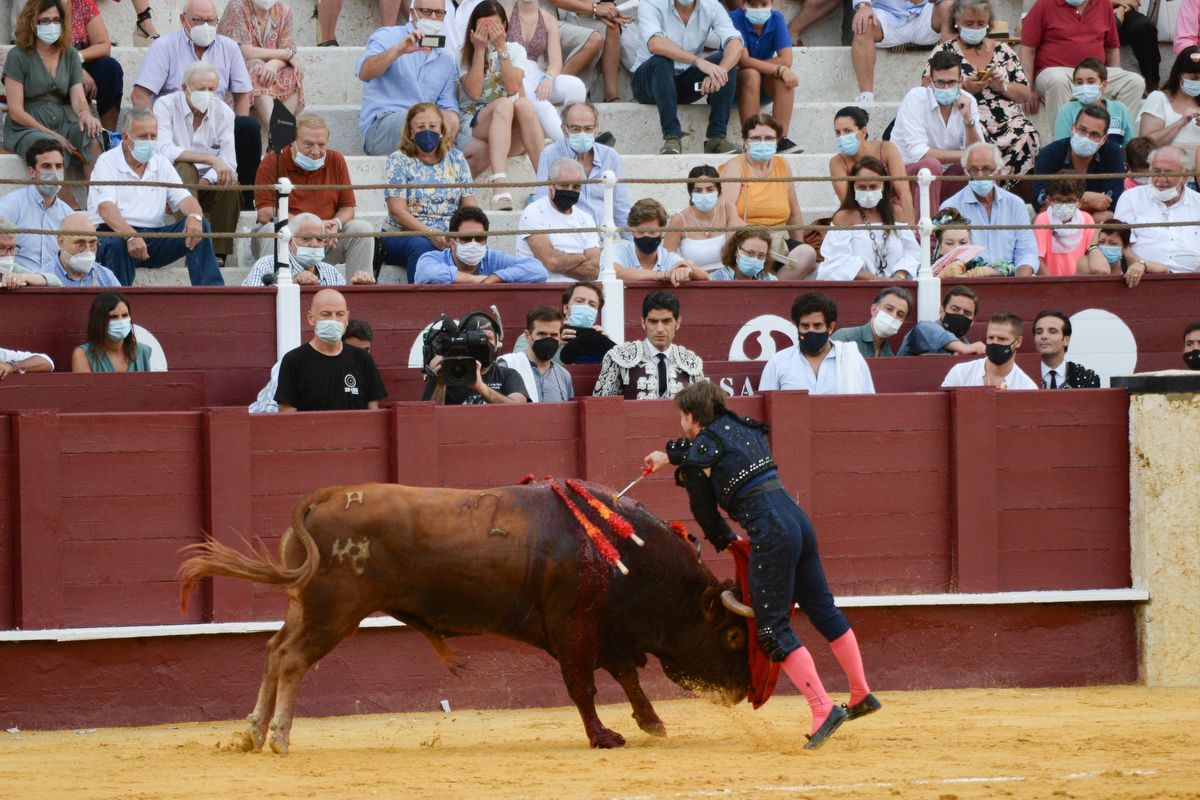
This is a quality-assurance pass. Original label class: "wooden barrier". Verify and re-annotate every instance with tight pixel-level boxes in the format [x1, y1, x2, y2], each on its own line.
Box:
[0, 372, 208, 412]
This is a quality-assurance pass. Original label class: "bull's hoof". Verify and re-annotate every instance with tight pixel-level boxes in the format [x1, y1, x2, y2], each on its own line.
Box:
[635, 716, 667, 737]
[230, 730, 259, 753]
[589, 728, 626, 749]
[267, 731, 290, 755]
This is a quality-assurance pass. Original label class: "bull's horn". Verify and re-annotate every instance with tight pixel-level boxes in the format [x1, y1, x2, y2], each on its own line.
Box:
[720, 590, 755, 618]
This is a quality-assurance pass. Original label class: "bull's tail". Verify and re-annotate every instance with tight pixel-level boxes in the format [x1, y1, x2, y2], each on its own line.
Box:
[177, 491, 324, 612]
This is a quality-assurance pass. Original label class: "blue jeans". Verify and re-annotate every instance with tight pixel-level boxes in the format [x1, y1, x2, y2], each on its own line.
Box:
[631, 53, 738, 140]
[383, 234, 437, 283]
[98, 218, 224, 286]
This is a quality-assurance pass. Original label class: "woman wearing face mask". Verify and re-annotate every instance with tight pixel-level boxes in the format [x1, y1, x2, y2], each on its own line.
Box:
[382, 102, 478, 283]
[712, 228, 778, 281]
[828, 106, 913, 225]
[70, 292, 153, 373]
[663, 165, 745, 273]
[817, 158, 919, 281]
[3, 0, 103, 203]
[1137, 47, 1200, 170]
[218, 0, 305, 134]
[614, 198, 710, 285]
[925, 0, 1038, 190]
[505, 0, 588, 141]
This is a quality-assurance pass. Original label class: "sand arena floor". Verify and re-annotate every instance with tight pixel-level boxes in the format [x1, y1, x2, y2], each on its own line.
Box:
[1, 686, 1198, 800]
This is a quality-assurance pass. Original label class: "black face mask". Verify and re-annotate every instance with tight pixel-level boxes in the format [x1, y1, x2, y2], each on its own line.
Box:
[986, 342, 1014, 366]
[531, 337, 559, 362]
[551, 189, 580, 212]
[942, 312, 972, 338]
[799, 330, 829, 356]
[633, 234, 661, 255]
[1184, 349, 1200, 370]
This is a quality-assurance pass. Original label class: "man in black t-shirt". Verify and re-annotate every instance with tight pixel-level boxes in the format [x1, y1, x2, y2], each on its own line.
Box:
[276, 289, 387, 411]
[423, 312, 528, 405]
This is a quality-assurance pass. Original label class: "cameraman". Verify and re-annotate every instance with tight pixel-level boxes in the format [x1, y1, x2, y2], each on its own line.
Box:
[423, 312, 529, 405]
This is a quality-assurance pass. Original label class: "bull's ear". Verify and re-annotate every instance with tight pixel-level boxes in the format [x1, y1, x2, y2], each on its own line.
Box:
[700, 587, 721, 621]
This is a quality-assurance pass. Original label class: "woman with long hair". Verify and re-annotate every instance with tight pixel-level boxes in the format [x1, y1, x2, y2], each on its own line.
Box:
[817, 157, 920, 281]
[828, 105, 914, 224]
[70, 292, 153, 373]
[1138, 46, 1200, 170]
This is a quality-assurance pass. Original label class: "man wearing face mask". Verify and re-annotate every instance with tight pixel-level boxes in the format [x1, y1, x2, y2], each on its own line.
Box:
[830, 286, 912, 358]
[44, 214, 121, 288]
[243, 213, 377, 286]
[940, 142, 1038, 277]
[1183, 323, 1200, 371]
[941, 310, 1039, 390]
[0, 219, 62, 289]
[153, 62, 239, 265]
[0, 141, 72, 274]
[516, 158, 602, 282]
[613, 199, 709, 284]
[594, 291, 705, 399]
[88, 108, 223, 287]
[759, 292, 874, 395]
[424, 312, 529, 405]
[251, 318, 375, 414]
[1032, 104, 1125, 218]
[533, 103, 630, 238]
[897, 284, 988, 356]
[414, 206, 546, 284]
[1033, 310, 1100, 389]
[498, 306, 575, 403]
[512, 281, 616, 364]
[1113, 145, 1200, 275]
[276, 289, 387, 412]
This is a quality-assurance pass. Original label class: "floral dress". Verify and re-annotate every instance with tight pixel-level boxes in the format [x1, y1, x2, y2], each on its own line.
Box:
[460, 51, 512, 120]
[382, 148, 475, 232]
[217, 0, 304, 110]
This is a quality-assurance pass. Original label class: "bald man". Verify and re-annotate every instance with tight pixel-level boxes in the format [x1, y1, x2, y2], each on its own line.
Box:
[47, 215, 122, 287]
[275, 289, 388, 412]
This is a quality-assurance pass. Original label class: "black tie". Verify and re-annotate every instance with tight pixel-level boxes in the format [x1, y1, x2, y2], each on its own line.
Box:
[657, 353, 668, 397]
[1049, 369, 1058, 389]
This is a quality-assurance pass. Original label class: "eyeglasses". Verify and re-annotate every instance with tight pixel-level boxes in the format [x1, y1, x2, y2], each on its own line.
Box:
[1072, 126, 1106, 143]
[414, 6, 448, 18]
[965, 167, 995, 177]
[930, 78, 961, 89]
[186, 15, 220, 25]
[456, 234, 487, 244]
[738, 246, 768, 260]
[35, 15, 62, 25]
[565, 125, 597, 134]
[746, 135, 777, 144]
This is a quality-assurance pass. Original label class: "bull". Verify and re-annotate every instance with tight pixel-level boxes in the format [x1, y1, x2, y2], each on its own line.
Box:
[178, 481, 752, 753]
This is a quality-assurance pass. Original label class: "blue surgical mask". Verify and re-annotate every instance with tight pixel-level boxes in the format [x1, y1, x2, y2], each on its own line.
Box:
[567, 133, 594, 155]
[1182, 78, 1200, 98]
[36, 22, 62, 45]
[413, 129, 441, 154]
[736, 253, 766, 277]
[567, 304, 597, 328]
[1072, 84, 1102, 104]
[1064, 0, 1085, 6]
[107, 318, 132, 342]
[958, 25, 987, 45]
[969, 178, 993, 197]
[933, 86, 960, 106]
[691, 192, 718, 212]
[293, 150, 325, 171]
[1099, 244, 1122, 264]
[315, 319, 345, 344]
[835, 132, 861, 157]
[676, 0, 694, 5]
[295, 245, 324, 266]
[744, 7, 772, 25]
[131, 139, 157, 163]
[747, 141, 777, 162]
[1070, 134, 1100, 158]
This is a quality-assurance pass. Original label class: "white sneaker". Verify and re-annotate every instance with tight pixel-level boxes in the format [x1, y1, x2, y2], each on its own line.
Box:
[855, 91, 875, 104]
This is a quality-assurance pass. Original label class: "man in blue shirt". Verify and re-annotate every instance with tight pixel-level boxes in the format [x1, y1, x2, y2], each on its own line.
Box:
[0, 140, 73, 273]
[46, 214, 122, 288]
[897, 284, 987, 357]
[1032, 103, 1125, 219]
[415, 207, 548, 284]
[730, 0, 800, 152]
[356, 0, 461, 157]
[941, 142, 1039, 277]
[534, 102, 631, 238]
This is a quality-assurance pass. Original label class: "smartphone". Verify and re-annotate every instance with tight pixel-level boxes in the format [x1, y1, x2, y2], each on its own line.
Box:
[976, 69, 993, 80]
[419, 34, 445, 48]
[694, 82, 703, 92]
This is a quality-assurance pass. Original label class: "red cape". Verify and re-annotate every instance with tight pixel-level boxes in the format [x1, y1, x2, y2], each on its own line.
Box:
[728, 540, 787, 708]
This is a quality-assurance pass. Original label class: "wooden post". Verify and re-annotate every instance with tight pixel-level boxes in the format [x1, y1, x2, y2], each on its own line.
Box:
[390, 403, 439, 486]
[577, 396, 625, 485]
[949, 388, 1000, 592]
[204, 408, 255, 622]
[13, 411, 64, 629]
[763, 390, 813, 511]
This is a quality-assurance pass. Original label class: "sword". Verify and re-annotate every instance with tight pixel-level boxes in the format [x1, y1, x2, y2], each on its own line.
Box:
[617, 467, 654, 499]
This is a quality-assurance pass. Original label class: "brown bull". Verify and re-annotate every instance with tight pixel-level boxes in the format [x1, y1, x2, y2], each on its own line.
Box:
[178, 481, 752, 752]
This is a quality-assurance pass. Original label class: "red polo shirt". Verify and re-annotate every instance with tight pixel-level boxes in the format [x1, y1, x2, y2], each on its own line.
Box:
[254, 146, 356, 219]
[1020, 0, 1121, 78]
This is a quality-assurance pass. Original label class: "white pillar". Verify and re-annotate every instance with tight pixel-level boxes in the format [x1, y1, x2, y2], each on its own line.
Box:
[273, 177, 301, 361]
[915, 167, 941, 323]
[598, 169, 625, 345]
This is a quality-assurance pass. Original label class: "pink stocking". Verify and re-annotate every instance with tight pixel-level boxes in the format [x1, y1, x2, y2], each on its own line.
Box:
[829, 629, 871, 706]
[781, 646, 833, 734]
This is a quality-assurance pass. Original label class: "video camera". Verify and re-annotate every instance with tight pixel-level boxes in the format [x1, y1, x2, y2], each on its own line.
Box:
[422, 313, 498, 387]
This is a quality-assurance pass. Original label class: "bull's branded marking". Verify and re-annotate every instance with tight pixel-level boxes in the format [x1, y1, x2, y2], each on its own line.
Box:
[344, 491, 364, 509]
[330, 538, 370, 575]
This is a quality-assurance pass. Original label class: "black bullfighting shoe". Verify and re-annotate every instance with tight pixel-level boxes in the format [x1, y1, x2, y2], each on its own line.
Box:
[845, 692, 882, 721]
[803, 704, 848, 750]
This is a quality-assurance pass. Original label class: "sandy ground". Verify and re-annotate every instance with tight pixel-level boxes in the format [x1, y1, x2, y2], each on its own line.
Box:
[2, 686, 1198, 800]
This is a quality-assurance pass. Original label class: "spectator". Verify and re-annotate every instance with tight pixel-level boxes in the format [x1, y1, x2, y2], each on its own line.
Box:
[1137, 47, 1200, 170]
[1032, 103, 1125, 217]
[47, 213, 121, 287]
[940, 142, 1038, 277]
[594, 291, 705, 399]
[425, 311, 529, 404]
[929, 0, 1039, 187]
[319, 0, 406, 48]
[940, 310, 1039, 389]
[1034, 172, 1098, 276]
[828, 106, 914, 224]
[500, 0, 618, 103]
[1184, 321, 1200, 370]
[719, 113, 816, 272]
[897, 284, 986, 356]
[0, 344, 54, 378]
[250, 318, 375, 414]
[356, 0, 461, 157]
[459, 1, 544, 204]
[506, 0, 589, 139]
[614, 199, 709, 284]
[788, 0, 855, 45]
[70, 291, 154, 372]
[1179, 0, 1200, 54]
[1113, 145, 1200, 275]
[533, 102, 631, 237]
[512, 280, 616, 363]
[1110, 0, 1160, 93]
[243, 212, 377, 287]
[497, 305, 575, 402]
[0, 217, 61, 289]
[1019, 0, 1144, 124]
[218, 0, 305, 133]
[630, 0, 744, 155]
[253, 113, 374, 278]
[381, 102, 477, 283]
[131, 0, 261, 206]
[415, 205, 547, 283]
[730, 0, 799, 153]
[1080, 216, 1132, 277]
[154, 61, 240, 266]
[1033, 310, 1101, 388]
[712, 227, 778, 281]
[830, 286, 913, 357]
[0, 140, 72, 273]
[817, 156, 920, 281]
[759, 291, 875, 394]
[71, 0, 123, 131]
[663, 165, 745, 273]
[891, 49, 984, 214]
[515, 157, 601, 282]
[277, 289, 388, 412]
[851, 0, 949, 103]
[3, 0, 102, 197]
[1124, 135, 1154, 190]
[1053, 59, 1137, 145]
[88, 108, 223, 287]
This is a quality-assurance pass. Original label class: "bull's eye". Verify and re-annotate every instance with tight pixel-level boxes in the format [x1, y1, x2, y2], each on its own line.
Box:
[725, 627, 745, 650]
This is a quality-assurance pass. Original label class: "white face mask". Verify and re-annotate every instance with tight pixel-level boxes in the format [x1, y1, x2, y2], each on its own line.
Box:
[0, 255, 14, 273]
[871, 309, 903, 339]
[456, 241, 487, 266]
[254, 0, 278, 9]
[67, 250, 96, 274]
[188, 89, 214, 114]
[415, 17, 443, 35]
[1050, 201, 1078, 222]
[188, 22, 217, 47]
[1153, 184, 1180, 204]
[856, 188, 884, 209]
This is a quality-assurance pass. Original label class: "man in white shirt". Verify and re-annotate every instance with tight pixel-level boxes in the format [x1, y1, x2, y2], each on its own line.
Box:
[89, 108, 223, 287]
[850, 0, 950, 103]
[1112, 145, 1200, 276]
[1033, 310, 1100, 389]
[941, 310, 1039, 390]
[0, 346, 54, 379]
[0, 140, 73, 274]
[759, 291, 875, 395]
[154, 61, 239, 263]
[516, 158, 601, 283]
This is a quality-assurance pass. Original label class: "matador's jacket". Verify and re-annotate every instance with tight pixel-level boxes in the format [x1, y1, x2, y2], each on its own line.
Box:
[591, 340, 705, 400]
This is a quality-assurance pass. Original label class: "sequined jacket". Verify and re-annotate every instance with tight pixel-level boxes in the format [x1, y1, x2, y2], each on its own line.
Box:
[666, 411, 778, 551]
[592, 340, 705, 400]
